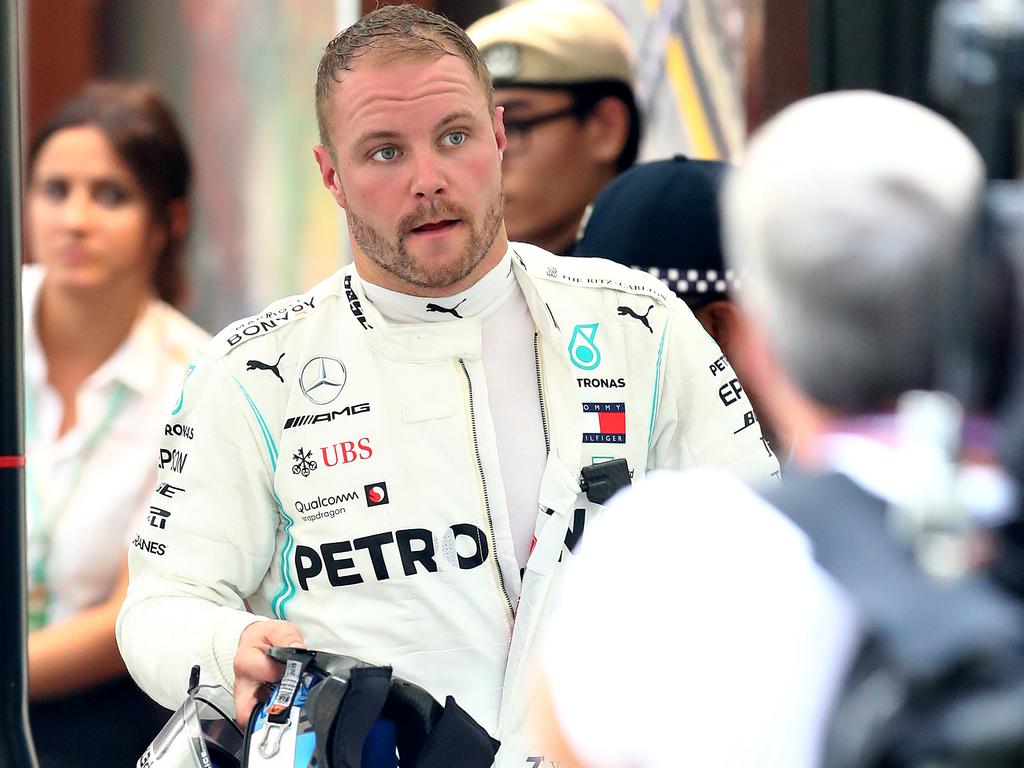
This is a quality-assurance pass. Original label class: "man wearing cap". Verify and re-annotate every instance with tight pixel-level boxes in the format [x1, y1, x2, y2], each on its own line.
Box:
[468, 0, 640, 255]
[575, 154, 782, 453]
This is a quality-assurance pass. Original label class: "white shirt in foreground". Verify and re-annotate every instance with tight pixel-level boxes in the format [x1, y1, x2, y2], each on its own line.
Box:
[541, 468, 860, 768]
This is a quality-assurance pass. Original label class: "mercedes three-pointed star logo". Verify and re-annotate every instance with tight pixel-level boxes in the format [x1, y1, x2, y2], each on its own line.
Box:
[299, 356, 347, 405]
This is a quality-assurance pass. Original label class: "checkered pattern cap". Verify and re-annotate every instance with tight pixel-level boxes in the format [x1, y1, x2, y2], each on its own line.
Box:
[467, 0, 634, 88]
[575, 155, 739, 303]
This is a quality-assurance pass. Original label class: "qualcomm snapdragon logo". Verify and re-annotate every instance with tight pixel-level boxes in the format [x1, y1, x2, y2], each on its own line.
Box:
[568, 323, 601, 371]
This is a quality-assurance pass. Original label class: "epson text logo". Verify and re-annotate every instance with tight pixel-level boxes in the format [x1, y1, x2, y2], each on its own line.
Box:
[158, 448, 188, 473]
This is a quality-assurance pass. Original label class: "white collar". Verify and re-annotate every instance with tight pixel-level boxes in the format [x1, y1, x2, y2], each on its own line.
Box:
[819, 428, 1016, 525]
[358, 250, 517, 324]
[22, 263, 163, 397]
[818, 431, 916, 508]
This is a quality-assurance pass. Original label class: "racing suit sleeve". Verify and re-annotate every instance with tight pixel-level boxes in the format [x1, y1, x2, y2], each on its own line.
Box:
[648, 299, 780, 481]
[116, 354, 278, 711]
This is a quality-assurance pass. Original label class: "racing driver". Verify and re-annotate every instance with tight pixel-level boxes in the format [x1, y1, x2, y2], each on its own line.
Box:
[116, 6, 780, 766]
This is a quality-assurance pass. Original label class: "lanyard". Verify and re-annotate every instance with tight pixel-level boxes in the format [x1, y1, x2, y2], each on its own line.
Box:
[25, 381, 132, 630]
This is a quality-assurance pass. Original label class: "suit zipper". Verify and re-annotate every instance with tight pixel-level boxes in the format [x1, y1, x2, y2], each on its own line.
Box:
[458, 358, 515, 619]
[534, 334, 551, 456]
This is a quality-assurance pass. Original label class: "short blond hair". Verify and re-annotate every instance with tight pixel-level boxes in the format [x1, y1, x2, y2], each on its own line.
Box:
[315, 4, 494, 151]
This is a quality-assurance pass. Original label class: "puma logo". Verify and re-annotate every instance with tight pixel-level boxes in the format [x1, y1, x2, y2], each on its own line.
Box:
[425, 298, 468, 319]
[617, 304, 654, 333]
[246, 352, 285, 383]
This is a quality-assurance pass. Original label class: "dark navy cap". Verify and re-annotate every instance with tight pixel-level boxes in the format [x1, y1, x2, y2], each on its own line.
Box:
[574, 155, 736, 307]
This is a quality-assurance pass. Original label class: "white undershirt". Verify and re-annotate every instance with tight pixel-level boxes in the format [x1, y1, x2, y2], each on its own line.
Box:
[361, 254, 547, 569]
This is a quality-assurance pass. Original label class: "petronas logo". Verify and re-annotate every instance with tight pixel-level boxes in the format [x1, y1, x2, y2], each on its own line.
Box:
[568, 323, 601, 371]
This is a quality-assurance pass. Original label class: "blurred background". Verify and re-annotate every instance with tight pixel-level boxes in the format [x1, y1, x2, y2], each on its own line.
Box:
[21, 0, 945, 330]
[18, 0, 770, 331]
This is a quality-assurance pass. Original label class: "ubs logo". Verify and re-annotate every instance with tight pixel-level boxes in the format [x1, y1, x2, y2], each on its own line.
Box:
[321, 438, 373, 467]
[300, 356, 347, 405]
[292, 448, 318, 477]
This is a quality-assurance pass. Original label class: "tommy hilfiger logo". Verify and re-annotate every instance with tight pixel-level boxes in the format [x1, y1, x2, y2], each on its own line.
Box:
[582, 402, 626, 444]
[364, 482, 390, 507]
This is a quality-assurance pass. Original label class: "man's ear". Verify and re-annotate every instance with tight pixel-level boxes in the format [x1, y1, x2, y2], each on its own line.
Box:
[492, 105, 507, 162]
[695, 299, 742, 353]
[583, 96, 629, 166]
[313, 144, 347, 208]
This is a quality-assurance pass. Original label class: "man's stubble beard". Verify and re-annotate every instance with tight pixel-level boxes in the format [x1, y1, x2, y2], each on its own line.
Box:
[347, 193, 504, 292]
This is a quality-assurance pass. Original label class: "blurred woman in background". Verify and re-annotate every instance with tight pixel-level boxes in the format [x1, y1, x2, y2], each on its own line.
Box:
[23, 81, 209, 766]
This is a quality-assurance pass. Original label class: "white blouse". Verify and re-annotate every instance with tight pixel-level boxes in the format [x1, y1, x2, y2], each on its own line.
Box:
[22, 264, 210, 628]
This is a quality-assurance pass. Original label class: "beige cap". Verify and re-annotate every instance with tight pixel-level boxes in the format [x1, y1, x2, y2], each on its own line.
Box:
[467, 0, 635, 88]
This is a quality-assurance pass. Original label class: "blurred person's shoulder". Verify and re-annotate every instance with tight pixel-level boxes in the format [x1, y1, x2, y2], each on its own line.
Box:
[511, 240, 673, 305]
[149, 301, 210, 369]
[595, 468, 815, 559]
[551, 467, 857, 768]
[21, 262, 44, 300]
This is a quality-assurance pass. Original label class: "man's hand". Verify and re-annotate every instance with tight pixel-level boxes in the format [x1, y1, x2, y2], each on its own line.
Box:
[233, 620, 306, 726]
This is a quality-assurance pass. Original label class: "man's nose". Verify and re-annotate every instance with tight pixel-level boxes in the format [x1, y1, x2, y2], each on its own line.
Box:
[410, 149, 447, 199]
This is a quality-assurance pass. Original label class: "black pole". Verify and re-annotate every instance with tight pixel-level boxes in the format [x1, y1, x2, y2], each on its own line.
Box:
[0, 0, 37, 765]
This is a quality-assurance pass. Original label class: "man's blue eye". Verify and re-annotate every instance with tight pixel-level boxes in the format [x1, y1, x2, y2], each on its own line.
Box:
[443, 131, 466, 146]
[372, 147, 398, 161]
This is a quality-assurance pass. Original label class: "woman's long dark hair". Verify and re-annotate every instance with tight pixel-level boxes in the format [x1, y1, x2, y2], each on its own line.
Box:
[28, 81, 193, 307]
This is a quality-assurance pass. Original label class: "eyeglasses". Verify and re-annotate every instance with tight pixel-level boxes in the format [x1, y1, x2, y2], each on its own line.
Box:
[503, 105, 584, 156]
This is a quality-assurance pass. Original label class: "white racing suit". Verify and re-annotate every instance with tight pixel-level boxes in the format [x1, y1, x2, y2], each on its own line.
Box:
[117, 243, 779, 766]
